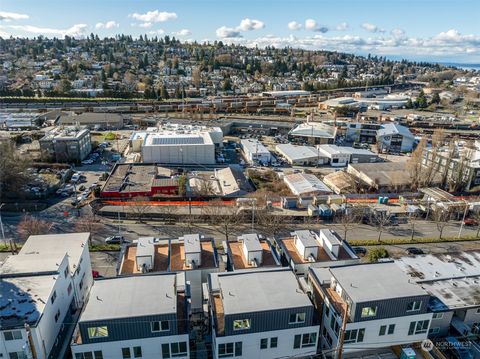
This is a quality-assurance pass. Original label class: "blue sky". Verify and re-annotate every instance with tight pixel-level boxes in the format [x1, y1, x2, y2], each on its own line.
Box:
[1, 0, 480, 63]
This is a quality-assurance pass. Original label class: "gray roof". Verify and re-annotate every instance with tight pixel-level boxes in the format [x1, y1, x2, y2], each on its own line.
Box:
[377, 123, 414, 139]
[319, 229, 341, 246]
[238, 233, 263, 252]
[293, 230, 319, 248]
[419, 276, 480, 310]
[284, 173, 332, 196]
[289, 122, 337, 139]
[182, 234, 201, 254]
[212, 269, 312, 314]
[276, 144, 320, 161]
[136, 237, 156, 258]
[152, 136, 205, 145]
[20, 233, 90, 275]
[79, 275, 177, 322]
[241, 139, 270, 155]
[328, 262, 428, 302]
[0, 253, 66, 276]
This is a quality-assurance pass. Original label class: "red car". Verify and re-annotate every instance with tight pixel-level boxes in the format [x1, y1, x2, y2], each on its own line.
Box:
[92, 270, 100, 278]
[464, 218, 478, 226]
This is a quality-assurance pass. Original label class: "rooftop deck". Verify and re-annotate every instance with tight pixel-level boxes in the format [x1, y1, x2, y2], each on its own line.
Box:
[120, 240, 216, 274]
[281, 237, 353, 264]
[228, 240, 277, 269]
[325, 287, 349, 320]
[212, 293, 225, 336]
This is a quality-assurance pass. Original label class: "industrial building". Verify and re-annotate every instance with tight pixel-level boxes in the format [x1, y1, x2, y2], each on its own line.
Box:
[276, 144, 326, 166]
[318, 144, 379, 167]
[57, 112, 124, 130]
[309, 262, 433, 354]
[215, 166, 253, 197]
[70, 274, 190, 359]
[0, 233, 93, 359]
[376, 123, 415, 153]
[39, 126, 92, 163]
[322, 171, 359, 194]
[274, 229, 359, 277]
[288, 121, 337, 145]
[0, 112, 42, 130]
[130, 124, 223, 165]
[101, 164, 178, 198]
[240, 138, 272, 164]
[283, 173, 332, 196]
[319, 95, 409, 111]
[261, 90, 311, 98]
[208, 269, 320, 359]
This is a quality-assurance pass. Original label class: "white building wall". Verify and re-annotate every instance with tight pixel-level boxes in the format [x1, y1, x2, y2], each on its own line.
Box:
[71, 334, 190, 359]
[142, 143, 215, 164]
[321, 310, 433, 354]
[72, 245, 94, 309]
[213, 325, 320, 359]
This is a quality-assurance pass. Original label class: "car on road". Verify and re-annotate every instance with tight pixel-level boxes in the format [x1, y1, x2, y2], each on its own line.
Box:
[105, 235, 130, 244]
[463, 218, 478, 226]
[352, 246, 367, 256]
[405, 247, 424, 255]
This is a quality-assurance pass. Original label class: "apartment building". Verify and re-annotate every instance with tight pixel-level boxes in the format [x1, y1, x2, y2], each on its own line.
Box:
[208, 269, 320, 359]
[273, 229, 359, 277]
[118, 234, 219, 314]
[71, 274, 190, 359]
[308, 262, 433, 355]
[225, 233, 281, 271]
[396, 250, 480, 338]
[0, 233, 93, 359]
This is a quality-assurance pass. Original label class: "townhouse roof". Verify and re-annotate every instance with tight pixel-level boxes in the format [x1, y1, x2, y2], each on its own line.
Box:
[79, 275, 177, 322]
[210, 269, 312, 315]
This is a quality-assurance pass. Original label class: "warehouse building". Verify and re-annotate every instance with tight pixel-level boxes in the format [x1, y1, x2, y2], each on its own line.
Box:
[284, 173, 332, 196]
[39, 126, 91, 163]
[241, 138, 271, 164]
[288, 121, 337, 145]
[276, 144, 327, 166]
[57, 112, 124, 130]
[376, 123, 415, 153]
[318, 144, 379, 167]
[322, 171, 359, 194]
[215, 166, 253, 197]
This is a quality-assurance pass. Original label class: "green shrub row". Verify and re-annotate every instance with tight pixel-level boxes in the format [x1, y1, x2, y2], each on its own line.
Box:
[353, 235, 480, 247]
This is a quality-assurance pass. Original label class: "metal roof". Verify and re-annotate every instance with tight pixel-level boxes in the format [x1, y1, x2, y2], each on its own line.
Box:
[284, 173, 332, 196]
[377, 123, 414, 139]
[289, 122, 337, 139]
[276, 144, 320, 161]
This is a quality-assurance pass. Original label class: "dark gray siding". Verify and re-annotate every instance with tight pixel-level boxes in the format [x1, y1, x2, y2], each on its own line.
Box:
[79, 313, 178, 344]
[352, 295, 431, 322]
[222, 306, 316, 337]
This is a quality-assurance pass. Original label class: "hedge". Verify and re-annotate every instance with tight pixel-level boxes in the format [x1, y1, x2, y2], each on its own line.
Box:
[353, 235, 480, 247]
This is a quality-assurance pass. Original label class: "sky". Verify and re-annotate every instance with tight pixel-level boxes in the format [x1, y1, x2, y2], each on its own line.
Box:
[1, 0, 480, 63]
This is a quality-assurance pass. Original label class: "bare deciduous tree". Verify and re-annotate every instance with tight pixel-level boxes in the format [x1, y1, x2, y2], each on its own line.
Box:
[336, 208, 361, 241]
[432, 208, 451, 240]
[256, 208, 285, 237]
[369, 209, 393, 242]
[129, 196, 152, 223]
[202, 199, 243, 241]
[17, 215, 53, 240]
[74, 213, 101, 246]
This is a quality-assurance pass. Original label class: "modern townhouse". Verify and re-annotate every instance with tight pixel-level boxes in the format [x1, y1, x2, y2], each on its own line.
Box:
[273, 229, 359, 277]
[118, 234, 219, 315]
[224, 233, 281, 271]
[208, 268, 320, 359]
[0, 233, 93, 359]
[71, 274, 190, 359]
[308, 262, 433, 356]
[396, 250, 480, 338]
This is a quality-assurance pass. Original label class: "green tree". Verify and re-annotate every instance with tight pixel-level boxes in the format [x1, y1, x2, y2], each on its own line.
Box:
[367, 247, 389, 263]
[430, 92, 441, 105]
[416, 90, 428, 108]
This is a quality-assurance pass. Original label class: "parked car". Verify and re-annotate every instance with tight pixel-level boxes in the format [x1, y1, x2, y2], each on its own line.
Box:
[352, 246, 367, 256]
[444, 337, 474, 359]
[405, 247, 424, 255]
[105, 235, 130, 244]
[463, 218, 478, 226]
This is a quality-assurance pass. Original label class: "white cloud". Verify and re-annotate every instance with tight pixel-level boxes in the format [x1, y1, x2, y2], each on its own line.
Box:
[95, 21, 119, 30]
[335, 22, 349, 31]
[8, 23, 87, 38]
[130, 10, 177, 23]
[288, 21, 302, 30]
[173, 29, 191, 36]
[0, 11, 29, 21]
[148, 29, 165, 36]
[305, 19, 328, 33]
[361, 22, 385, 33]
[391, 28, 405, 38]
[216, 26, 242, 39]
[238, 18, 264, 31]
[138, 22, 152, 28]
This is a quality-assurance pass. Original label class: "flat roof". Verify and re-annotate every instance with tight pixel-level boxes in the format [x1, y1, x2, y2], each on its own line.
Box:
[211, 269, 312, 315]
[240, 138, 270, 155]
[0, 253, 66, 276]
[0, 275, 57, 328]
[20, 233, 89, 274]
[227, 240, 278, 269]
[276, 144, 320, 161]
[216, 167, 252, 196]
[238, 233, 263, 252]
[293, 230, 319, 248]
[102, 164, 157, 194]
[79, 275, 177, 322]
[419, 276, 480, 310]
[328, 262, 428, 302]
[182, 234, 201, 254]
[144, 132, 212, 146]
[395, 250, 480, 281]
[289, 122, 336, 139]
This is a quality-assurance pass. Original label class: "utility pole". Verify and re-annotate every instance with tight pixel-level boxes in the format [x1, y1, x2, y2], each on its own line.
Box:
[0, 203, 6, 245]
[458, 200, 469, 239]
